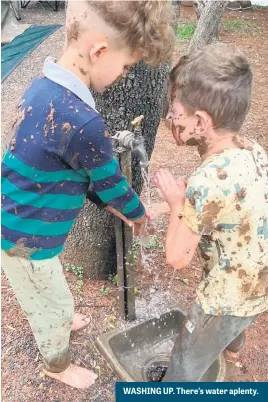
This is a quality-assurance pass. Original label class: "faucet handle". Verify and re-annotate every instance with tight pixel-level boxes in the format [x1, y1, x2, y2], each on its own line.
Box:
[131, 115, 144, 130]
[111, 130, 135, 149]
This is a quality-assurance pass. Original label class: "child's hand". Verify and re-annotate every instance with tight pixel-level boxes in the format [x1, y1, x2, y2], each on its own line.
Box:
[133, 206, 153, 236]
[133, 215, 146, 236]
[153, 169, 186, 209]
[106, 206, 133, 227]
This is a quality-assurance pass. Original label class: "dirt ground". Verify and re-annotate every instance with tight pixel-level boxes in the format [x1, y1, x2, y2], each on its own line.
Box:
[1, 4, 268, 402]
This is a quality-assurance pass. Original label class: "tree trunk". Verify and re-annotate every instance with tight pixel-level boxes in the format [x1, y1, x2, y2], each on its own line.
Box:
[172, 0, 181, 19]
[63, 61, 170, 279]
[188, 1, 228, 53]
[193, 0, 208, 20]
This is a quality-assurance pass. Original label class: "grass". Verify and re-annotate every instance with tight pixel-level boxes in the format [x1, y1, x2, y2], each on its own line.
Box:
[176, 18, 259, 42]
[100, 286, 109, 296]
[176, 21, 196, 40]
[221, 19, 244, 30]
[64, 263, 84, 293]
[108, 273, 118, 286]
[220, 18, 259, 32]
[132, 235, 164, 262]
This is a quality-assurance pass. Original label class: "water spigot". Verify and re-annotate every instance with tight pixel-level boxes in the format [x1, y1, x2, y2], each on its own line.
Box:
[111, 115, 144, 150]
[111, 115, 148, 171]
[131, 115, 144, 133]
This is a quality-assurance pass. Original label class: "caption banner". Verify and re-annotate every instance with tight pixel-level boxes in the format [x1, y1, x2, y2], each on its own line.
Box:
[116, 383, 267, 401]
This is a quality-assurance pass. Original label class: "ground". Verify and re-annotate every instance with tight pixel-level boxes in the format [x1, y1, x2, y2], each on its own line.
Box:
[1, 3, 268, 401]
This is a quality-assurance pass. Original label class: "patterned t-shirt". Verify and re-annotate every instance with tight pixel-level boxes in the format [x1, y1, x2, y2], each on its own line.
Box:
[180, 142, 268, 317]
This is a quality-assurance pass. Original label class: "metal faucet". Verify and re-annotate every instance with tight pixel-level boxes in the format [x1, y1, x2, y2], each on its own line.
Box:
[111, 115, 149, 171]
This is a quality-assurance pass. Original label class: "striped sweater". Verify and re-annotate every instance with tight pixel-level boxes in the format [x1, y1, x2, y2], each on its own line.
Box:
[1, 68, 144, 260]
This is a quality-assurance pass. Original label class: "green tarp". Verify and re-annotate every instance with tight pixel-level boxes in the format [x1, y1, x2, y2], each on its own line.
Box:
[1, 24, 61, 82]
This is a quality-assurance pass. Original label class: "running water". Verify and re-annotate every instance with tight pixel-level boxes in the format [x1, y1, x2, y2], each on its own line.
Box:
[140, 167, 152, 250]
[141, 167, 151, 208]
[132, 138, 152, 250]
[139, 163, 176, 307]
[132, 136, 154, 274]
[131, 139, 178, 317]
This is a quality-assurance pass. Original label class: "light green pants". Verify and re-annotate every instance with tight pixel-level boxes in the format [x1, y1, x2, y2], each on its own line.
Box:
[1, 251, 74, 372]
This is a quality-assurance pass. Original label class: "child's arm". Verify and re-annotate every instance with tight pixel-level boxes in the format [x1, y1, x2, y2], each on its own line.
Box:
[64, 116, 146, 224]
[155, 169, 226, 270]
[166, 206, 201, 269]
[154, 169, 201, 269]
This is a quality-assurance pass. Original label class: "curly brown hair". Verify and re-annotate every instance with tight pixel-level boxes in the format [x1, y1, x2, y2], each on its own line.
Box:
[83, 0, 175, 67]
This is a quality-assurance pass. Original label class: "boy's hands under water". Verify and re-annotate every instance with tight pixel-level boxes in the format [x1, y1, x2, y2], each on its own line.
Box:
[107, 169, 188, 235]
[105, 205, 153, 236]
[133, 207, 154, 236]
[153, 169, 187, 210]
[105, 206, 133, 227]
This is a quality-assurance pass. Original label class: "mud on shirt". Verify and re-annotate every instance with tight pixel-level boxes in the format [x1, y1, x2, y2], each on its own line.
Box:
[180, 142, 268, 317]
[1, 60, 145, 260]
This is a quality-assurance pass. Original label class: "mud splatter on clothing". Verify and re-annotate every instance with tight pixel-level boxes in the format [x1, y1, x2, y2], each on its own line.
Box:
[180, 143, 268, 317]
[1, 60, 144, 260]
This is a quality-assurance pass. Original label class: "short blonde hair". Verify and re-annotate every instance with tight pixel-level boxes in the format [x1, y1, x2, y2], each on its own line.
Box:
[169, 43, 252, 132]
[68, 0, 175, 67]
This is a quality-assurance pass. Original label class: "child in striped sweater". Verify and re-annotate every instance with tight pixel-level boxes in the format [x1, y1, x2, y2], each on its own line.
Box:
[1, 0, 174, 389]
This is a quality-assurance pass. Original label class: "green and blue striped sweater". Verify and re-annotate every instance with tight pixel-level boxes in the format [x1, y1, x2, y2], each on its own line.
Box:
[1, 76, 145, 260]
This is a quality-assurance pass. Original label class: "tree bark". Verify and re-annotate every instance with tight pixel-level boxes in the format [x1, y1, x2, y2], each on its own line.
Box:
[63, 61, 170, 279]
[193, 0, 208, 20]
[188, 1, 228, 53]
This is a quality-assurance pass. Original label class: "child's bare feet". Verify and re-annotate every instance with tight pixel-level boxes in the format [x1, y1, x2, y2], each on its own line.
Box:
[71, 313, 91, 331]
[43, 364, 97, 389]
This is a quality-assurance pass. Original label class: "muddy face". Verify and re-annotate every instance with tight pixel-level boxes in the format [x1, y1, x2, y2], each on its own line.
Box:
[167, 100, 196, 146]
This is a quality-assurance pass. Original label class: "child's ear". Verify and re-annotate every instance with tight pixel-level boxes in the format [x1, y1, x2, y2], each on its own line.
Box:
[194, 110, 213, 135]
[89, 42, 108, 63]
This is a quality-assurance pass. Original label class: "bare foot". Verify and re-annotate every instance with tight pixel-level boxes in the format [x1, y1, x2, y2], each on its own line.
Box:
[71, 313, 91, 331]
[43, 364, 98, 389]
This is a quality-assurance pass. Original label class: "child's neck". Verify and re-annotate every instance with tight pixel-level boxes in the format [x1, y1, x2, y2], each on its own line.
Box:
[199, 131, 252, 161]
[58, 47, 92, 88]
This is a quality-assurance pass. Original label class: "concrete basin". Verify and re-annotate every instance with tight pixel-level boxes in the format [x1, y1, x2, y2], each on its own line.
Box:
[95, 308, 226, 382]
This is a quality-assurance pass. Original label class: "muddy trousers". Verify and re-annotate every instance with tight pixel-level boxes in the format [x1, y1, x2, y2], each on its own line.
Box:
[163, 302, 257, 382]
[1, 251, 74, 373]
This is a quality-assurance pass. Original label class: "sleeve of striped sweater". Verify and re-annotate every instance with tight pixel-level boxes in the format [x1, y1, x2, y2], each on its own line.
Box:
[64, 115, 145, 221]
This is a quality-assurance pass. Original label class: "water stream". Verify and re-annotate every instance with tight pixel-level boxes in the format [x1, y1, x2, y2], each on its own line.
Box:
[137, 160, 178, 318]
[121, 136, 178, 325]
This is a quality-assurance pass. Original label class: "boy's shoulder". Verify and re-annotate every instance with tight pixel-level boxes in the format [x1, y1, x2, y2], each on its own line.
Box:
[23, 75, 101, 129]
[190, 142, 267, 186]
[8, 77, 108, 167]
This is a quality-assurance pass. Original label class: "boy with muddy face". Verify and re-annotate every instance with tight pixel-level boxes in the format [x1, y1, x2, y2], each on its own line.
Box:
[154, 43, 268, 381]
[1, 0, 174, 389]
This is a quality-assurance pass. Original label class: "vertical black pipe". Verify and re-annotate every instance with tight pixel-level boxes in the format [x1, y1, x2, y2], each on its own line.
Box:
[115, 150, 136, 321]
